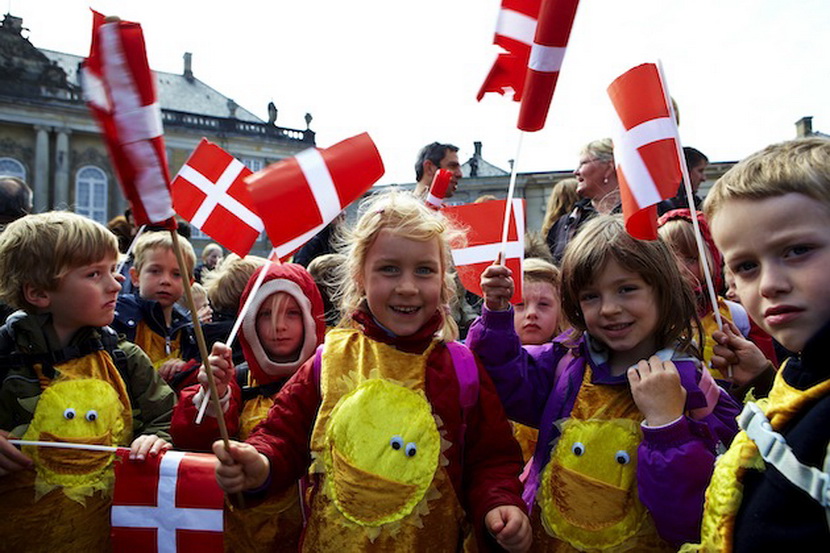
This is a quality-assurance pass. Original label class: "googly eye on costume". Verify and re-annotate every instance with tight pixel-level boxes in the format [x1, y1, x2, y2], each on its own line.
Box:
[63, 408, 76, 420]
[390, 435, 404, 450]
[615, 450, 631, 465]
[405, 443, 417, 457]
[85, 410, 98, 422]
[571, 442, 585, 456]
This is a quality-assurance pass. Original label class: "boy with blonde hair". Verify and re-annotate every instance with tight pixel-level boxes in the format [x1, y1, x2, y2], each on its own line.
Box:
[0, 211, 174, 550]
[112, 231, 200, 390]
[684, 137, 830, 551]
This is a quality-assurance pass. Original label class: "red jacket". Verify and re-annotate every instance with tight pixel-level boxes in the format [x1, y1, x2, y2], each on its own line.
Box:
[171, 263, 325, 450]
[246, 311, 526, 551]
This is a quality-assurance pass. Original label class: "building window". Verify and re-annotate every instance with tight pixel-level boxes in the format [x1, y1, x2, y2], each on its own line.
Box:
[75, 165, 108, 224]
[241, 158, 263, 172]
[0, 157, 26, 180]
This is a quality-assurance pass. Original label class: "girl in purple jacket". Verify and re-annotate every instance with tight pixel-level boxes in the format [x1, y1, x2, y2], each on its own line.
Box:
[467, 215, 740, 552]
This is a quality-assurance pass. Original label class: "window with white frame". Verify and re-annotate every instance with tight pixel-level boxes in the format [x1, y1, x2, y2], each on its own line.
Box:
[241, 158, 263, 172]
[75, 165, 108, 224]
[0, 157, 26, 180]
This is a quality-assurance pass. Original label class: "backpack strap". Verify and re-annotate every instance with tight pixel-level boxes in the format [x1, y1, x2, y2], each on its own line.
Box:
[739, 401, 830, 527]
[446, 341, 480, 455]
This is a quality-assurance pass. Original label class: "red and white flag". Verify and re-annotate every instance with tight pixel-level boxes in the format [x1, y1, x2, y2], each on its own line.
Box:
[246, 132, 384, 260]
[517, 0, 580, 132]
[477, 0, 542, 102]
[172, 139, 263, 256]
[608, 63, 683, 240]
[426, 169, 453, 210]
[444, 199, 525, 303]
[82, 10, 174, 226]
[111, 450, 224, 553]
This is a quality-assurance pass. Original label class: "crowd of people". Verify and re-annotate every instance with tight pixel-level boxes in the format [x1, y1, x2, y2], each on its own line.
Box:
[0, 135, 828, 552]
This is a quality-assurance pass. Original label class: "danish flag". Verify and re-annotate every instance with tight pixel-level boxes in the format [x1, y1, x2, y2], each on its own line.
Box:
[517, 0, 580, 132]
[426, 169, 453, 209]
[171, 139, 263, 256]
[477, 0, 541, 102]
[608, 63, 683, 240]
[246, 132, 384, 259]
[111, 450, 224, 553]
[444, 199, 525, 303]
[82, 10, 174, 226]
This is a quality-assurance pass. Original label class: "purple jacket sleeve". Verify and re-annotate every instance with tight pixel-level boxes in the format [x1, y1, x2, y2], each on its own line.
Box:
[466, 306, 562, 428]
[637, 378, 740, 546]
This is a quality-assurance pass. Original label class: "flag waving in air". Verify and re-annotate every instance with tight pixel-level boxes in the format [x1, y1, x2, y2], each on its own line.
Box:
[172, 139, 263, 256]
[82, 10, 174, 226]
[517, 0, 580, 132]
[246, 132, 384, 260]
[608, 63, 683, 240]
[111, 450, 224, 552]
[477, 0, 541, 102]
[444, 199, 525, 304]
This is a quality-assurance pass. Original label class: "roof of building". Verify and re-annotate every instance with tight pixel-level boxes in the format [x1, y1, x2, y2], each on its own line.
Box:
[40, 49, 263, 123]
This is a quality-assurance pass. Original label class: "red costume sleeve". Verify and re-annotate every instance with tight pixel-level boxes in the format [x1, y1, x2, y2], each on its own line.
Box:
[169, 378, 243, 451]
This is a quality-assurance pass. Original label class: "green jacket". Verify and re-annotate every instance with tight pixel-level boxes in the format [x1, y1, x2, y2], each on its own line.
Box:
[0, 312, 175, 443]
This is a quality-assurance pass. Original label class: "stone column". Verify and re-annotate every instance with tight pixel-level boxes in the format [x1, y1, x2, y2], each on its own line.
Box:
[33, 125, 50, 213]
[54, 128, 72, 209]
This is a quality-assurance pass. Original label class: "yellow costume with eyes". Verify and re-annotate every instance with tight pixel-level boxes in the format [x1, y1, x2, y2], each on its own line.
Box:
[532, 367, 674, 552]
[302, 328, 464, 552]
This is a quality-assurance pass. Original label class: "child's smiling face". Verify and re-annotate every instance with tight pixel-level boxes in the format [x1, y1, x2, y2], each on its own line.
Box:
[362, 229, 443, 337]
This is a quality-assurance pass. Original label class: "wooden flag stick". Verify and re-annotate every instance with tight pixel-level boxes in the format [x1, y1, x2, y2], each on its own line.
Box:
[169, 228, 245, 505]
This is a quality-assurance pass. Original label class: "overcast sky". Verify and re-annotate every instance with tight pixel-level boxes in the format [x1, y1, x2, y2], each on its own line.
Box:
[9, 0, 830, 186]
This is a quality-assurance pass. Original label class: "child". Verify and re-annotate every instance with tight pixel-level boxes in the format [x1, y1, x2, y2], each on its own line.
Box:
[468, 214, 741, 551]
[112, 231, 200, 390]
[512, 257, 563, 462]
[307, 252, 348, 329]
[683, 137, 830, 551]
[0, 211, 175, 551]
[514, 257, 562, 346]
[213, 191, 531, 553]
[202, 254, 266, 365]
[172, 262, 326, 553]
[657, 209, 778, 397]
[179, 281, 212, 323]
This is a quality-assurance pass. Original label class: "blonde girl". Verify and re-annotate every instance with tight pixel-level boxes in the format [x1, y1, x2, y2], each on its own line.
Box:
[214, 191, 531, 553]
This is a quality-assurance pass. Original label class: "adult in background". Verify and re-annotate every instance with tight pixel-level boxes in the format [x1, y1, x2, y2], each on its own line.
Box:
[546, 138, 620, 265]
[412, 141, 463, 200]
[541, 177, 578, 254]
[0, 175, 33, 323]
[657, 147, 708, 215]
[194, 243, 224, 284]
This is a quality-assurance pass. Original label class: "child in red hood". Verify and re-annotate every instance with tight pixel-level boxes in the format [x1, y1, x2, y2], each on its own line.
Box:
[171, 262, 325, 553]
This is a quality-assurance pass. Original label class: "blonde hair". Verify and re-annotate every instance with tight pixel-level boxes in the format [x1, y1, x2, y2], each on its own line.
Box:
[0, 211, 118, 311]
[337, 190, 464, 342]
[523, 257, 560, 288]
[133, 231, 197, 276]
[560, 215, 700, 356]
[657, 218, 715, 275]
[201, 242, 222, 261]
[581, 138, 614, 164]
[203, 254, 266, 314]
[705, 137, 830, 220]
[541, 178, 579, 236]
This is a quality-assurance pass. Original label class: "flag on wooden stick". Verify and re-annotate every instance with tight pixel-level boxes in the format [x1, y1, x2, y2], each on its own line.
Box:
[607, 62, 683, 240]
[82, 10, 174, 226]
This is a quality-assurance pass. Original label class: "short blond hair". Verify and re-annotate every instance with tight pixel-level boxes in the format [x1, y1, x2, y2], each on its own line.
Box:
[203, 254, 266, 314]
[705, 137, 830, 220]
[0, 211, 118, 311]
[338, 190, 465, 342]
[523, 257, 560, 288]
[201, 242, 222, 261]
[133, 231, 196, 276]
